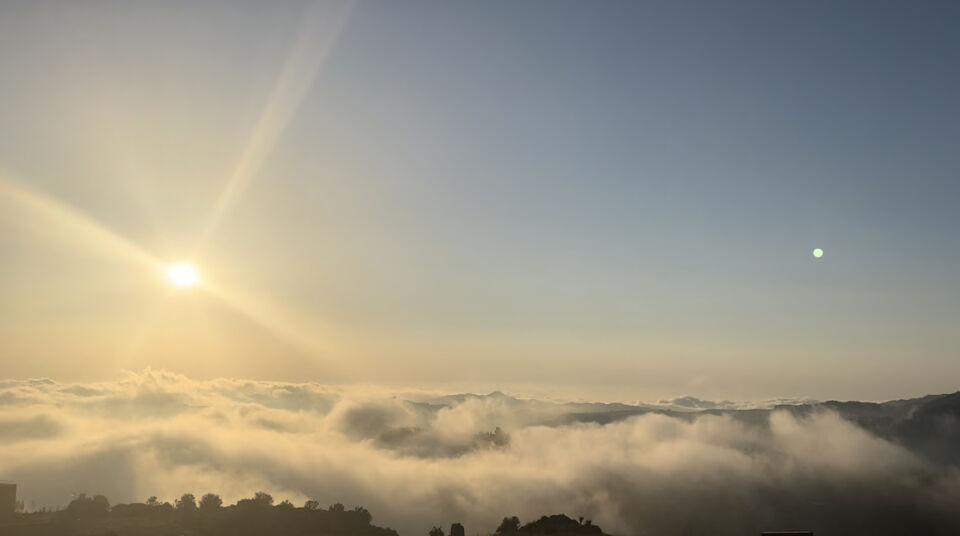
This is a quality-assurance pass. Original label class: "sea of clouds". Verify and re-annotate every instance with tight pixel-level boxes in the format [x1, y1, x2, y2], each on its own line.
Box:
[1, 369, 959, 536]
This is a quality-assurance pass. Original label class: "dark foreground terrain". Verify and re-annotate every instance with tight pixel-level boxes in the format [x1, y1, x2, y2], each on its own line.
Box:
[0, 493, 398, 536]
[0, 494, 610, 536]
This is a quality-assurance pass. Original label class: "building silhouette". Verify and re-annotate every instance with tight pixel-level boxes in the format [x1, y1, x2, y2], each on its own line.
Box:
[0, 481, 16, 516]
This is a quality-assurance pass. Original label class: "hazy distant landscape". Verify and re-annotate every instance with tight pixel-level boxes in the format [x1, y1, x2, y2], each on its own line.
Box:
[2, 371, 959, 535]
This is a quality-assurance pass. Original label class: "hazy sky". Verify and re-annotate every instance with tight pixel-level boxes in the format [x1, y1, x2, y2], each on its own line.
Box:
[1, 1, 958, 401]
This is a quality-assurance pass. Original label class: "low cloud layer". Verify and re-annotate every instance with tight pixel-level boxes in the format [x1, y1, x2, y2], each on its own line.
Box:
[1, 370, 958, 535]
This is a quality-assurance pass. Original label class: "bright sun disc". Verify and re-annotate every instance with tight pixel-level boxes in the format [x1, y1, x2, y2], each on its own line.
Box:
[166, 263, 200, 288]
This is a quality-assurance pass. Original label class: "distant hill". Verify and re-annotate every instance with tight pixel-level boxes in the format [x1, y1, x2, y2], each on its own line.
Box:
[544, 390, 960, 467]
[404, 388, 960, 467]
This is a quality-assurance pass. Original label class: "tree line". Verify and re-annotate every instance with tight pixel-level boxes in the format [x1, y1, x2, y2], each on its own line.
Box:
[51, 491, 396, 536]
[27, 494, 604, 536]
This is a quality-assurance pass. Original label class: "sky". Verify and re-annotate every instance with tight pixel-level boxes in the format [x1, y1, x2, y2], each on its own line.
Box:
[0, 0, 958, 402]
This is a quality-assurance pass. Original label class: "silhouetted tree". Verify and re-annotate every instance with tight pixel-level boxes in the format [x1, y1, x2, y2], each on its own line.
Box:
[519, 515, 601, 535]
[199, 493, 222, 511]
[497, 516, 521, 534]
[176, 493, 197, 512]
[193, 492, 398, 536]
[236, 491, 276, 512]
[146, 496, 159, 506]
[92, 495, 109, 511]
[22, 490, 402, 536]
[354, 506, 373, 525]
[174, 493, 198, 528]
[450, 522, 465, 536]
[430, 526, 445, 536]
[65, 493, 110, 518]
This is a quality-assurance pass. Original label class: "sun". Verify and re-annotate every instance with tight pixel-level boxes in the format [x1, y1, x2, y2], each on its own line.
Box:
[166, 263, 201, 288]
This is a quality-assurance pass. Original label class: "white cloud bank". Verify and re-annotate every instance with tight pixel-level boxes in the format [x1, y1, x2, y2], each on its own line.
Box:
[1, 370, 958, 536]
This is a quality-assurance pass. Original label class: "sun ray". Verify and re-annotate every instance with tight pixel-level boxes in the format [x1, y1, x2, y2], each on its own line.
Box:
[0, 173, 335, 371]
[0, 174, 163, 271]
[200, 279, 343, 372]
[195, 0, 355, 251]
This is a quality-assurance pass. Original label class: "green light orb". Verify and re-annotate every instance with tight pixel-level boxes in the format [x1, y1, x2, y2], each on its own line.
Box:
[813, 248, 824, 258]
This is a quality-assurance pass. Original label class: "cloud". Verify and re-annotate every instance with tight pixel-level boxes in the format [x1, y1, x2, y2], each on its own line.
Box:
[0, 414, 62, 443]
[0, 371, 958, 536]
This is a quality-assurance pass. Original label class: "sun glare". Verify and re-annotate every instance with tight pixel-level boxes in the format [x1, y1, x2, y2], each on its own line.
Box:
[166, 263, 201, 288]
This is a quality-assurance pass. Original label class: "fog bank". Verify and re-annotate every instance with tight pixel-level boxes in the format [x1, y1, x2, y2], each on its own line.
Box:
[1, 370, 958, 535]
